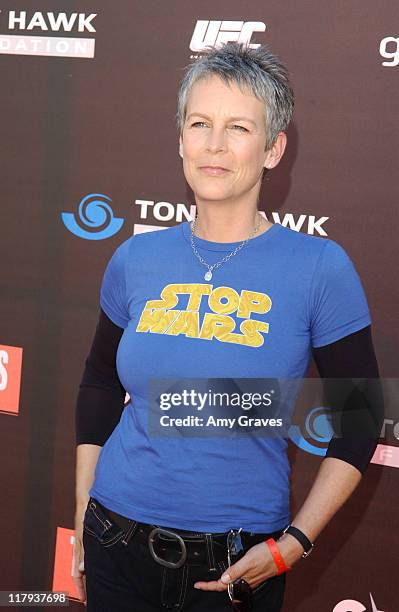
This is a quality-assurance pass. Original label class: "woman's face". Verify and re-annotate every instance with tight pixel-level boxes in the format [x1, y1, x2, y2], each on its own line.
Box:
[179, 75, 282, 204]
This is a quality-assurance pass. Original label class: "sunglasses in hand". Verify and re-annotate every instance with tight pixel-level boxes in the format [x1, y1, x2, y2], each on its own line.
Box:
[227, 529, 254, 611]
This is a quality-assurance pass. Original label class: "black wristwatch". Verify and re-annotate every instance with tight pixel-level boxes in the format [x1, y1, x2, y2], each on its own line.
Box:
[282, 525, 314, 558]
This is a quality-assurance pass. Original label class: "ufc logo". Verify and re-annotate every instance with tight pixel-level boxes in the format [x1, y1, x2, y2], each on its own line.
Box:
[189, 20, 266, 53]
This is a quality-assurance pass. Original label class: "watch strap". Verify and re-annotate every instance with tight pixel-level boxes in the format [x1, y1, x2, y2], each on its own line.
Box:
[283, 525, 314, 557]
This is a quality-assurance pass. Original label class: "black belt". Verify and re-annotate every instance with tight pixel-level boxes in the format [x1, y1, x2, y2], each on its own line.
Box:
[102, 502, 284, 569]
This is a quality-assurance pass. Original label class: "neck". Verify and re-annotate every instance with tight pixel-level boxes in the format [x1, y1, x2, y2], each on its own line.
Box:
[193, 212, 261, 243]
[192, 185, 273, 242]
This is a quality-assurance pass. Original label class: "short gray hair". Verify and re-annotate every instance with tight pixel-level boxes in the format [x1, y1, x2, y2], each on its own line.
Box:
[176, 42, 294, 151]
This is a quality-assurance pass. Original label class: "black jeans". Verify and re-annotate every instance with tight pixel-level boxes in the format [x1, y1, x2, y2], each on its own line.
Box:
[83, 497, 286, 611]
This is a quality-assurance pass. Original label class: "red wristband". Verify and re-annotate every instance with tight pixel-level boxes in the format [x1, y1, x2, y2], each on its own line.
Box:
[265, 538, 291, 575]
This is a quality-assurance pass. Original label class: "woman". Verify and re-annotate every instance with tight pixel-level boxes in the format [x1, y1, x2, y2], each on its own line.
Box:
[73, 42, 380, 611]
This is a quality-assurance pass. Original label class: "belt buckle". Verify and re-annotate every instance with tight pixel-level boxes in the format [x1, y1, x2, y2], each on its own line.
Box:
[148, 527, 187, 569]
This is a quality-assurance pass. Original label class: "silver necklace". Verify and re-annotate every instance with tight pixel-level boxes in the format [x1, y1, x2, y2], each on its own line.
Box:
[190, 213, 263, 281]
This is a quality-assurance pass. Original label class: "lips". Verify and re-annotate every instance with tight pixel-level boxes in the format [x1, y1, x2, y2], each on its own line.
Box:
[199, 166, 230, 175]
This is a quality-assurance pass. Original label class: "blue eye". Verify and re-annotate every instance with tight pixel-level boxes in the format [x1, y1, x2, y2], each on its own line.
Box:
[231, 125, 248, 132]
[191, 121, 207, 128]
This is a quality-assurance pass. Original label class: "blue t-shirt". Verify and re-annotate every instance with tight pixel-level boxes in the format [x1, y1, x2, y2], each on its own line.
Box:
[89, 220, 371, 532]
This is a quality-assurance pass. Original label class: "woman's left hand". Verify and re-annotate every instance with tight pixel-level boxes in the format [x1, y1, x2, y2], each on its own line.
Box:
[193, 534, 304, 591]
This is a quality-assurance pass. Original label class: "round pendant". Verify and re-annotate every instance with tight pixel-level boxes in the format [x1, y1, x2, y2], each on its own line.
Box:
[204, 270, 213, 281]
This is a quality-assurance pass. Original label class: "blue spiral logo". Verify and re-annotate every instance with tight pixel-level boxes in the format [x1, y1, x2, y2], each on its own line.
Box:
[288, 406, 334, 456]
[61, 193, 124, 240]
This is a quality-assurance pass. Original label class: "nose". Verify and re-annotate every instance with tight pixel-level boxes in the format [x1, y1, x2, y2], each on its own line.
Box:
[205, 126, 227, 153]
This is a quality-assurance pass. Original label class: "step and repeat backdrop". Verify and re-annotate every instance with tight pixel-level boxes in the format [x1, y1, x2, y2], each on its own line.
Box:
[1, 1, 398, 610]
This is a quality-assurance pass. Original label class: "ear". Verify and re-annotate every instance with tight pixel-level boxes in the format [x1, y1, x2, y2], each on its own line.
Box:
[263, 132, 287, 170]
[179, 134, 183, 159]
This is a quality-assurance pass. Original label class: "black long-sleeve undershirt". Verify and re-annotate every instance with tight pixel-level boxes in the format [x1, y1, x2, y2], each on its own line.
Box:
[312, 326, 382, 472]
[75, 308, 382, 474]
[75, 309, 126, 446]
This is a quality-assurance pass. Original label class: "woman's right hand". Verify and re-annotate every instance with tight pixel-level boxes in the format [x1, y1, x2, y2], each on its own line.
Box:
[72, 504, 87, 606]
